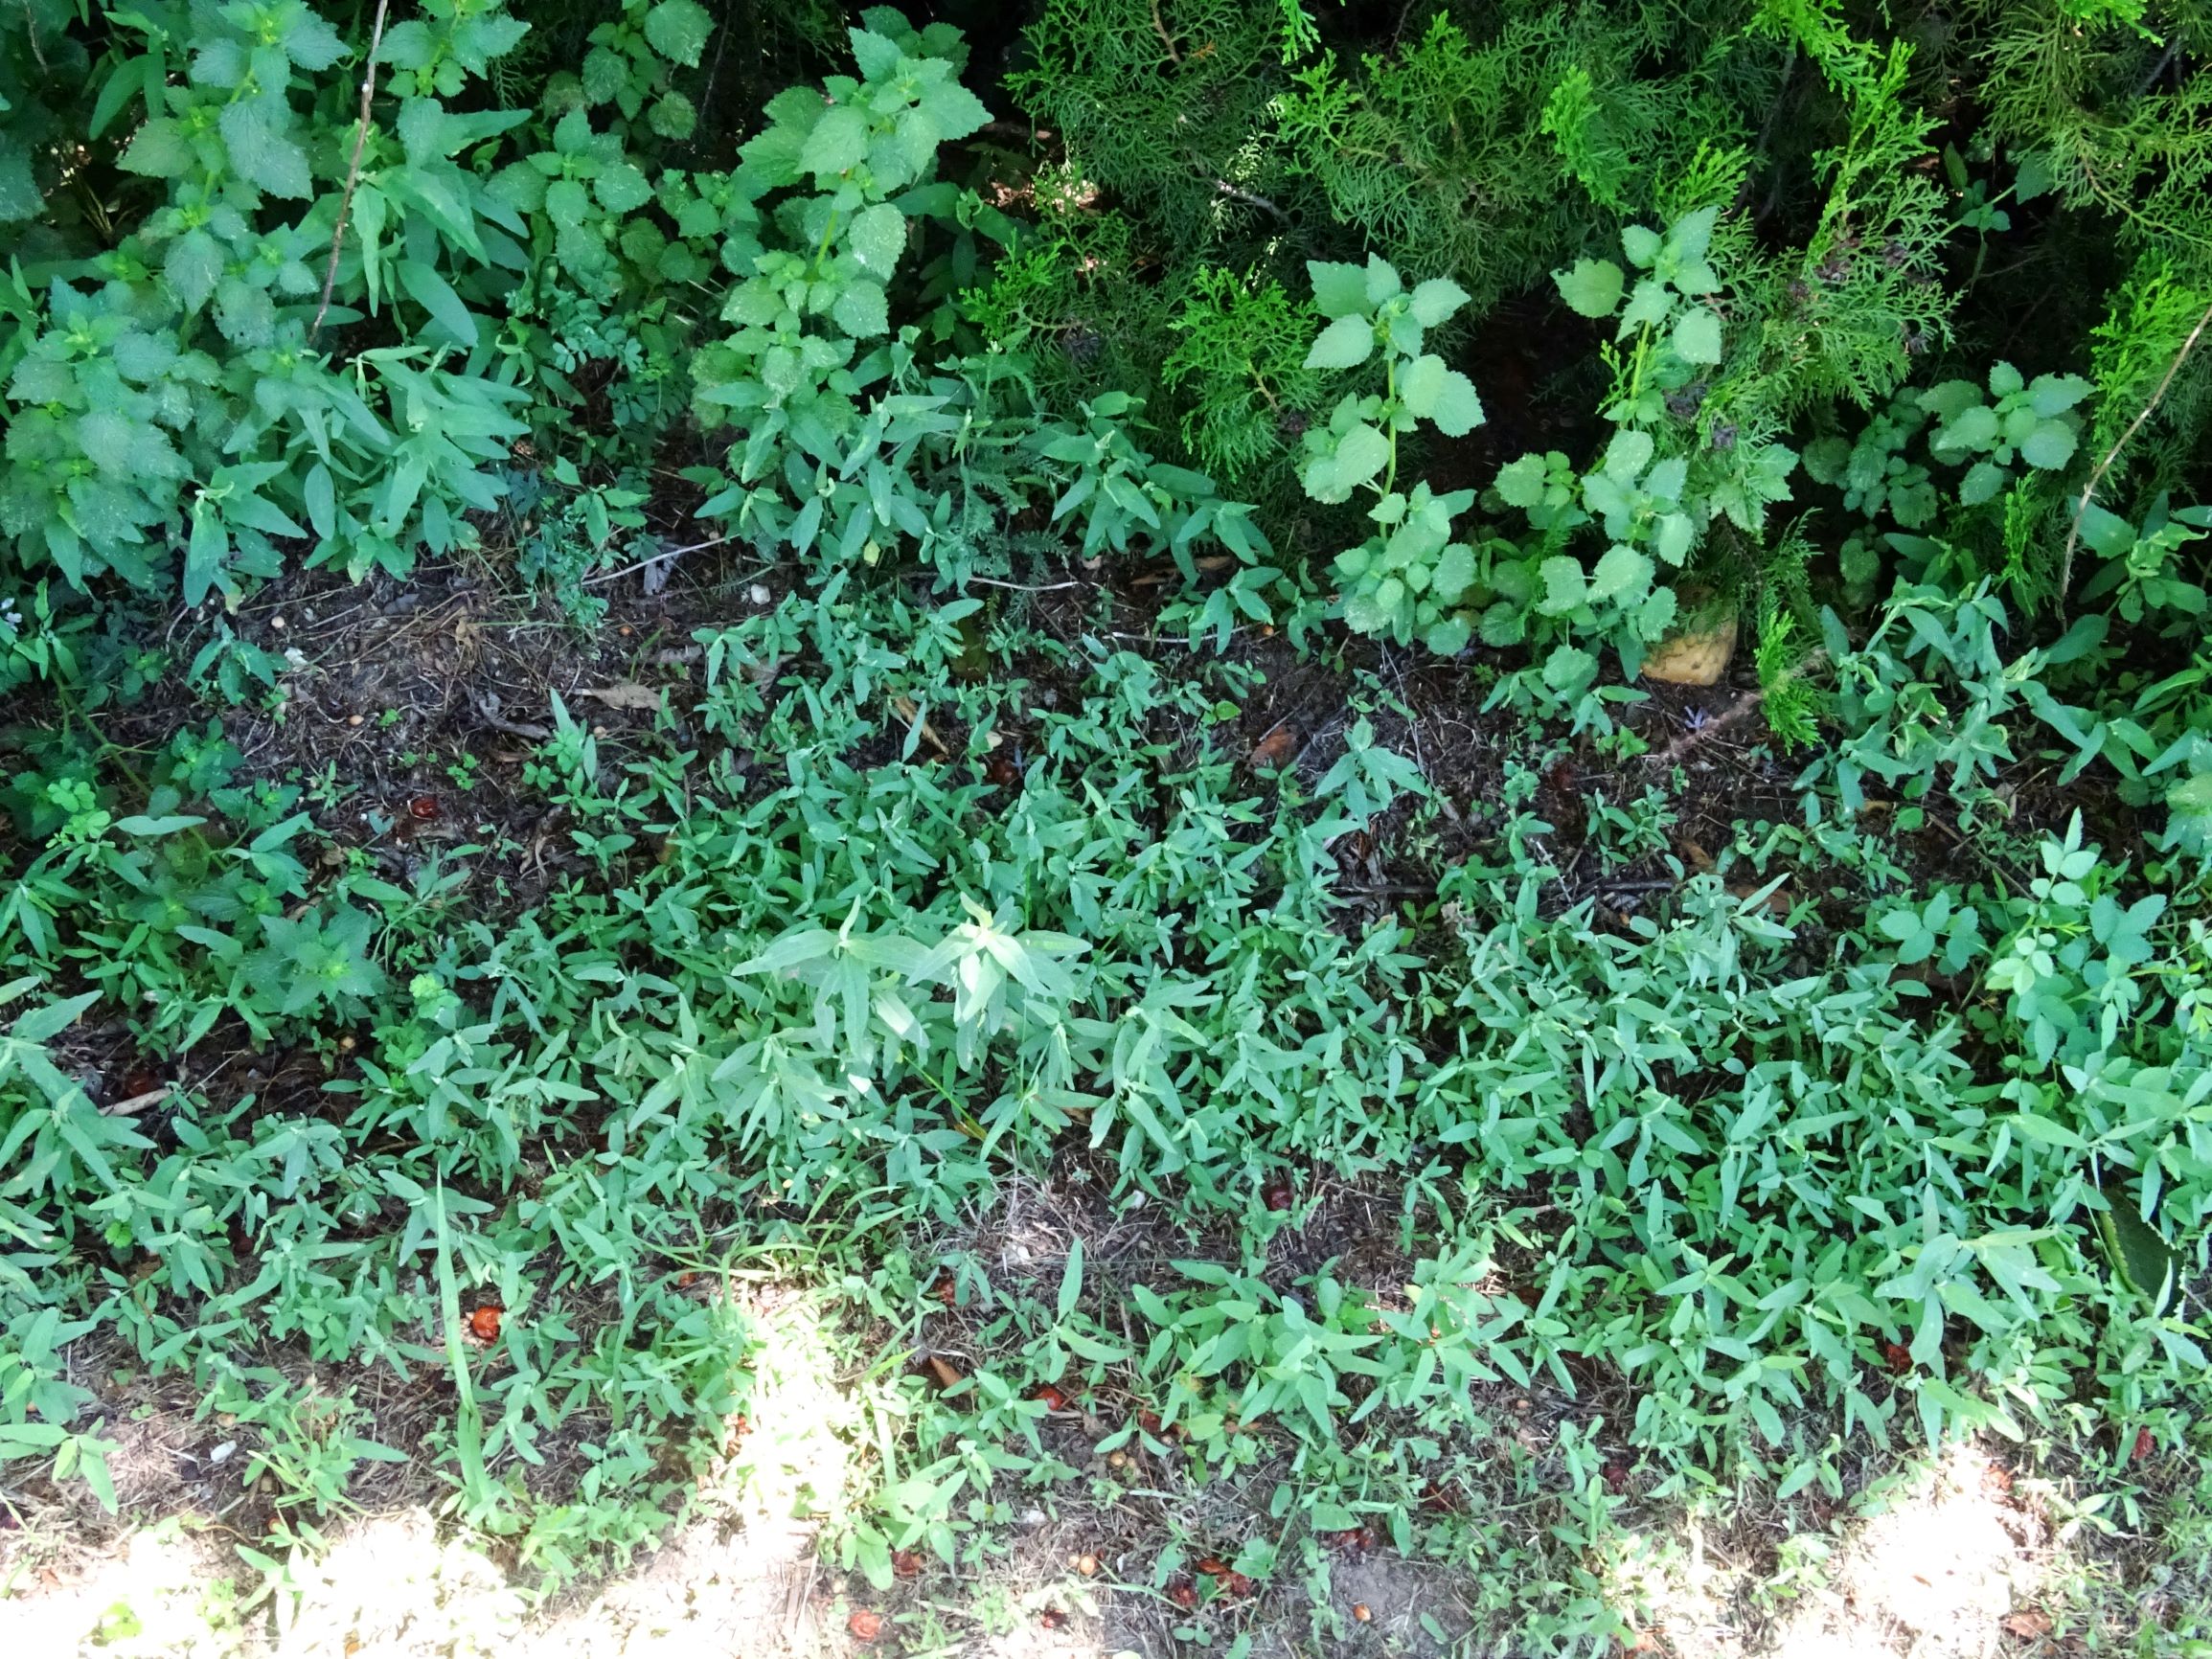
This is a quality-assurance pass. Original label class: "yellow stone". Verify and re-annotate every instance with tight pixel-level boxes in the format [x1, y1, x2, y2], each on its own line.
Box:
[1641, 615, 1738, 686]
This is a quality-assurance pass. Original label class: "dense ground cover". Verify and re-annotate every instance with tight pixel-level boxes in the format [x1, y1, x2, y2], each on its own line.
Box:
[4, 1, 2212, 1653]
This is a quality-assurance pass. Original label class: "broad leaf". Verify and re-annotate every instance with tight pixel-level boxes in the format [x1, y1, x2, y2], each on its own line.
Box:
[1672, 307, 1722, 365]
[1555, 259, 1624, 319]
[1308, 260, 1370, 319]
[1305, 315, 1375, 371]
[645, 0, 715, 65]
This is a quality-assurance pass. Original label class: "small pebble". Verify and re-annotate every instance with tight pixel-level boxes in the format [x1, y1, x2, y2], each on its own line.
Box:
[747, 583, 772, 606]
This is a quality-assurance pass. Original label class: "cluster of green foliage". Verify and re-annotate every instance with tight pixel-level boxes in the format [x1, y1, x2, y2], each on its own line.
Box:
[6, 0, 2212, 1652]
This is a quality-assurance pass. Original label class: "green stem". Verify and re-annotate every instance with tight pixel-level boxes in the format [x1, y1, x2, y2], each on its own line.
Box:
[1381, 350, 1399, 496]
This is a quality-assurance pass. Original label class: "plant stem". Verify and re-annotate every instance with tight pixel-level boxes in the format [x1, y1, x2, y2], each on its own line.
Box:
[1382, 350, 1398, 495]
[310, 0, 393, 344]
[2059, 298, 2212, 604]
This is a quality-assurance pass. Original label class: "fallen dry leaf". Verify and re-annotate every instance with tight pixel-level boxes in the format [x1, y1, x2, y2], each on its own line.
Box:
[889, 695, 950, 756]
[2002, 1609, 2053, 1639]
[924, 1353, 964, 1390]
[101, 1085, 171, 1118]
[848, 1608, 884, 1642]
[1247, 726, 1298, 770]
[578, 682, 664, 713]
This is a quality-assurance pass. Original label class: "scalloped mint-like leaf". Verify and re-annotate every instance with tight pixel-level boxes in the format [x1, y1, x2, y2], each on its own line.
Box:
[2028, 374, 2092, 418]
[832, 280, 889, 336]
[1958, 460, 2007, 505]
[1428, 370, 1484, 438]
[1495, 453, 1549, 510]
[800, 106, 869, 177]
[164, 229, 224, 311]
[847, 203, 906, 278]
[1589, 543, 1653, 602]
[2019, 420, 2078, 470]
[1308, 260, 1370, 319]
[645, 0, 715, 66]
[1539, 554, 1586, 615]
[1424, 615, 1471, 655]
[219, 104, 310, 198]
[1555, 258, 1625, 319]
[1343, 587, 1390, 636]
[1935, 404, 2001, 455]
[1430, 542, 1475, 604]
[1409, 277, 1471, 327]
[850, 28, 904, 80]
[1333, 421, 1390, 491]
[1362, 255, 1403, 308]
[1620, 277, 1672, 332]
[1602, 427, 1653, 483]
[1672, 307, 1722, 365]
[1543, 643, 1598, 692]
[1306, 314, 1375, 371]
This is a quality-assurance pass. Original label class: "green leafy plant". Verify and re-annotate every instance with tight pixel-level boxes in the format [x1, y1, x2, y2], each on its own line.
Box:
[1293, 255, 1485, 650]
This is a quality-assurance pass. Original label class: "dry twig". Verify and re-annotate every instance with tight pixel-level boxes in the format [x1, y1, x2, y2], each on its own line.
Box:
[2059, 298, 2212, 602]
[1152, 0, 1181, 64]
[309, 0, 394, 343]
[1653, 649, 1828, 768]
